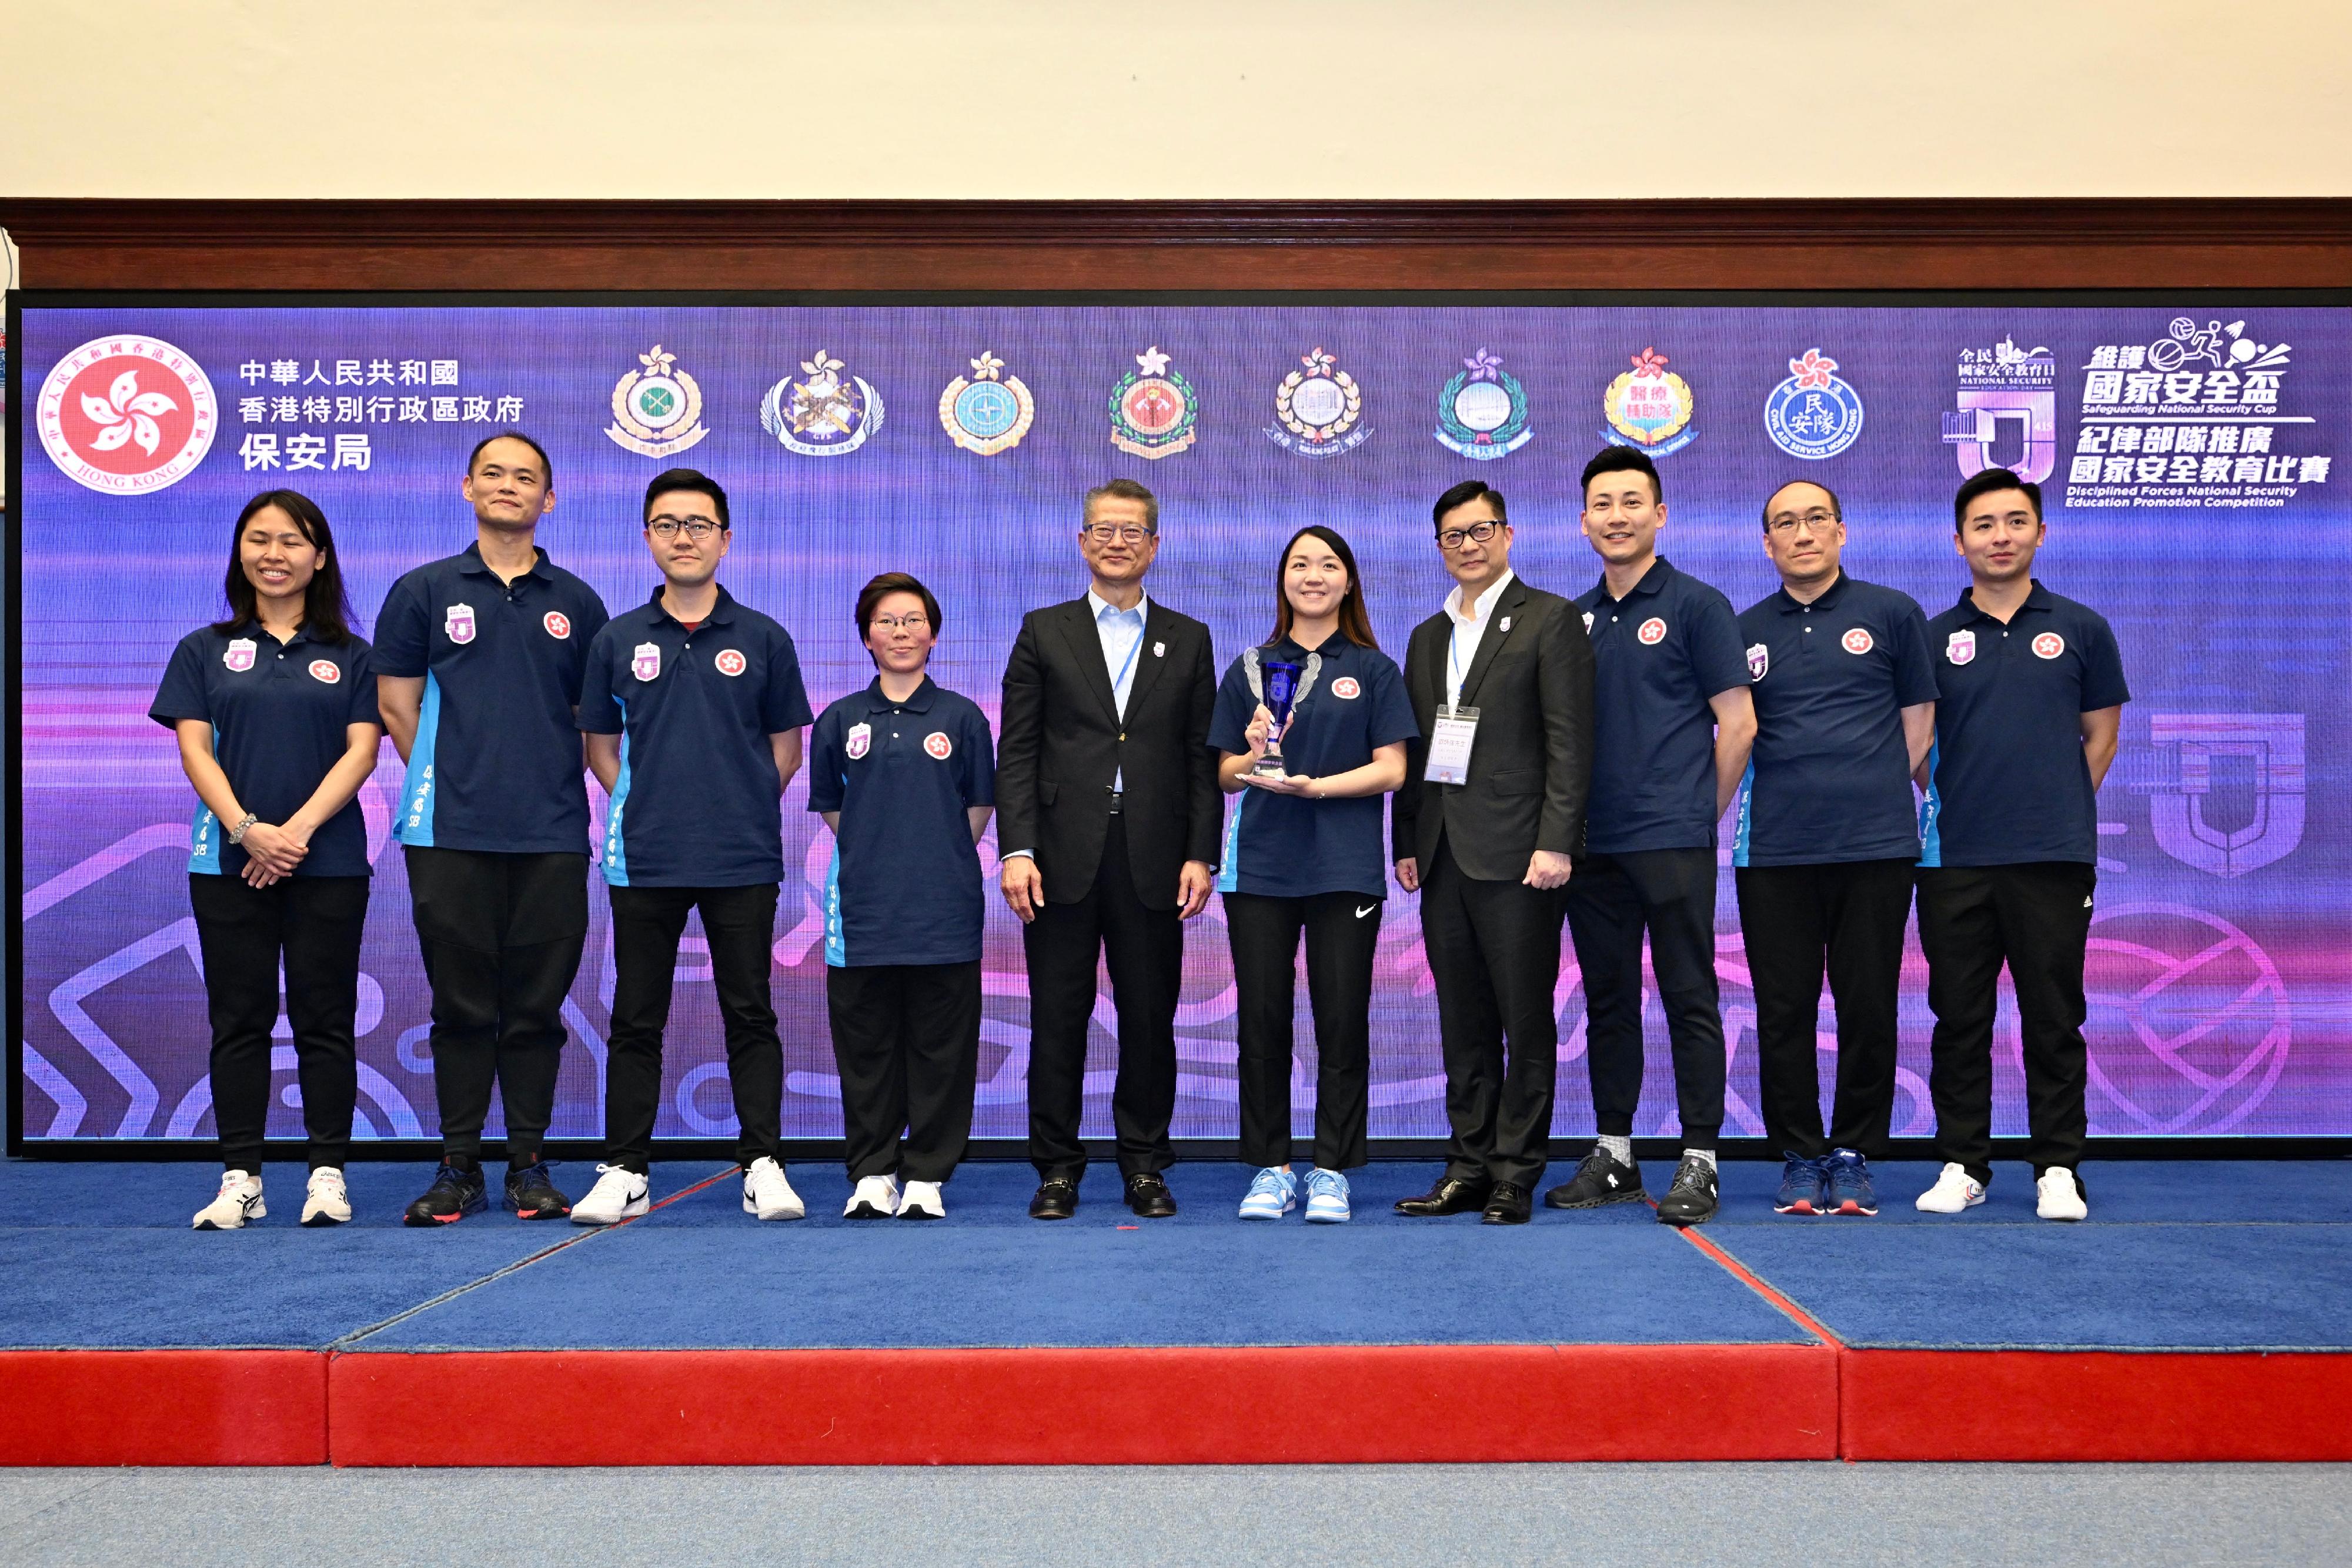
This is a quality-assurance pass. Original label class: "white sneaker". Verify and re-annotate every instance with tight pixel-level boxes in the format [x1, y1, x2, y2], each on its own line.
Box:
[897, 1180, 945, 1221]
[193, 1170, 265, 1230]
[845, 1174, 900, 1219]
[300, 1168, 352, 1226]
[1914, 1162, 1986, 1214]
[570, 1164, 650, 1226]
[2036, 1166, 2088, 1222]
[742, 1156, 805, 1221]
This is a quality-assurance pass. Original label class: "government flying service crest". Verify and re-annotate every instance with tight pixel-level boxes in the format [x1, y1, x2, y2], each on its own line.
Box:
[1108, 346, 1199, 460]
[1434, 349, 1531, 461]
[1601, 346, 1696, 457]
[1265, 346, 1369, 458]
[938, 350, 1035, 456]
[761, 349, 885, 457]
[606, 345, 711, 458]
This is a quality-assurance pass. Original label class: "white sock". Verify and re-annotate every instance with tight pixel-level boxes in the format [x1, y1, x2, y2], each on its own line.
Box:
[1597, 1134, 1634, 1165]
[1685, 1148, 1718, 1171]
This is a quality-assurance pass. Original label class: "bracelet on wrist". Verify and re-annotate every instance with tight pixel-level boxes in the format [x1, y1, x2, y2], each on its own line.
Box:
[227, 812, 259, 845]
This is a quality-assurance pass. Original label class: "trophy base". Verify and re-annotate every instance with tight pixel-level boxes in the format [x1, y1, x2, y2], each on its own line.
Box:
[1248, 754, 1289, 778]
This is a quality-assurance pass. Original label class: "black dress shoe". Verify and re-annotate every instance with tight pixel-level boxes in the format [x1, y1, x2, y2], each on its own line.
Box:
[1481, 1181, 1533, 1225]
[1394, 1175, 1494, 1217]
[1028, 1178, 1079, 1221]
[1124, 1172, 1178, 1218]
[1543, 1147, 1647, 1209]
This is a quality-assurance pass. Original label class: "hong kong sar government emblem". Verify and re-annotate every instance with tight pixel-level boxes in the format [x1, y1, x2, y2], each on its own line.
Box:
[1265, 346, 1369, 458]
[1602, 346, 1698, 458]
[938, 350, 1035, 456]
[762, 349, 886, 457]
[1108, 346, 1200, 460]
[606, 345, 711, 458]
[1434, 349, 1532, 461]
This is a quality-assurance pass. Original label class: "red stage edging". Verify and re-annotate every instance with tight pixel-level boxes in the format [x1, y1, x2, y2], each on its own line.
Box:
[1842, 1349, 2352, 1460]
[0, 1350, 328, 1466]
[328, 1343, 1840, 1466]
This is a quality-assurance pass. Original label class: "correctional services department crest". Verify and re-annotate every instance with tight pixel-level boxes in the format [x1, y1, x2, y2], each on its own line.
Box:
[761, 349, 885, 457]
[1601, 346, 1696, 457]
[1109, 346, 1199, 460]
[938, 350, 1035, 456]
[1764, 347, 1865, 462]
[1434, 348, 1531, 461]
[1265, 346, 1369, 458]
[606, 345, 710, 458]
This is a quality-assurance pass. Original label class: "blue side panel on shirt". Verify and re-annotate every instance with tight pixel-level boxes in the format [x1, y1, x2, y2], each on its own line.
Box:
[1731, 759, 1756, 869]
[1916, 740, 1943, 868]
[397, 673, 443, 847]
[1215, 791, 1246, 894]
[823, 837, 846, 967]
[601, 699, 633, 887]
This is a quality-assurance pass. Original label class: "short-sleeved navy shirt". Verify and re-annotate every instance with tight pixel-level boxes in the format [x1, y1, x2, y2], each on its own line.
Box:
[374, 543, 610, 855]
[577, 584, 816, 888]
[1919, 581, 2130, 868]
[1209, 636, 1419, 901]
[1574, 557, 1752, 854]
[808, 678, 997, 967]
[150, 624, 385, 878]
[1734, 573, 1939, 868]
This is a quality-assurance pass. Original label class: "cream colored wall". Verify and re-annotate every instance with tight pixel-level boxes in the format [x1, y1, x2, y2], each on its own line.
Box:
[6, 0, 2347, 199]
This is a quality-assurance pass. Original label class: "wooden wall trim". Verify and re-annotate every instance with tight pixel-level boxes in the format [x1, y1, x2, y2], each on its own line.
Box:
[4, 199, 2349, 292]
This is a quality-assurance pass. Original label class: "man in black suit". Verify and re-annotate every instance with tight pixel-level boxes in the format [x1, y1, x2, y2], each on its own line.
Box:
[1392, 480, 1595, 1224]
[998, 478, 1221, 1220]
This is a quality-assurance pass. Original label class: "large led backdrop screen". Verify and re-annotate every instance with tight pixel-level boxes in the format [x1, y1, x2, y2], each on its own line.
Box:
[9, 293, 2347, 1148]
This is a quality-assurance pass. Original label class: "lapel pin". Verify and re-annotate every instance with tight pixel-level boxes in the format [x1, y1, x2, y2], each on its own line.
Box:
[1499, 616, 1511, 633]
[1154, 641, 1165, 657]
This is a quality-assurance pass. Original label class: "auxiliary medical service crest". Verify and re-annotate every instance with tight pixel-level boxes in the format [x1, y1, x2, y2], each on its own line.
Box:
[1601, 346, 1696, 457]
[1434, 349, 1531, 461]
[1108, 346, 1199, 460]
[938, 350, 1035, 456]
[763, 350, 885, 457]
[1764, 347, 1865, 462]
[1265, 347, 1369, 458]
[606, 345, 710, 458]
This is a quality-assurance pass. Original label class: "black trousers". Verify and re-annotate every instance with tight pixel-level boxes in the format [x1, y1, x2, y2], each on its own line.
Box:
[605, 882, 783, 1175]
[405, 845, 589, 1161]
[188, 872, 369, 1172]
[1916, 863, 2096, 1182]
[1224, 890, 1381, 1171]
[1421, 835, 1564, 1189]
[826, 960, 982, 1182]
[1735, 858, 1916, 1159]
[1023, 814, 1182, 1180]
[1563, 847, 1726, 1147]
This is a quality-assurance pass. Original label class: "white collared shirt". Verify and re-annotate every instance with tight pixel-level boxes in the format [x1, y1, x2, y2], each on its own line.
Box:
[1091, 587, 1149, 791]
[1442, 569, 1515, 706]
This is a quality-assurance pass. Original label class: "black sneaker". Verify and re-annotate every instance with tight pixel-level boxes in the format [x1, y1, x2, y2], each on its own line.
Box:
[403, 1158, 487, 1227]
[1655, 1154, 1720, 1227]
[505, 1159, 572, 1220]
[1542, 1147, 1647, 1209]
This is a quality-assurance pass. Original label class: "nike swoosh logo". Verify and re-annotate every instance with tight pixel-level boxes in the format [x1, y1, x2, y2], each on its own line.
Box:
[1355, 904, 1376, 918]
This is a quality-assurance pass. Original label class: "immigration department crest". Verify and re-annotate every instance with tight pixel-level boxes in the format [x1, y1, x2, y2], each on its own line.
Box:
[1434, 349, 1531, 461]
[938, 350, 1035, 456]
[1108, 346, 1199, 460]
[1601, 347, 1696, 457]
[1265, 346, 1369, 458]
[606, 345, 710, 458]
[761, 349, 885, 457]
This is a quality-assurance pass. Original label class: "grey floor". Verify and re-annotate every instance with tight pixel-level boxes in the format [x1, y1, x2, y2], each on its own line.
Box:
[3, 1463, 2348, 1566]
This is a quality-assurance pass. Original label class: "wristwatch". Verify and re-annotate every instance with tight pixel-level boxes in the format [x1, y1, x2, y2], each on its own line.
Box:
[228, 812, 259, 845]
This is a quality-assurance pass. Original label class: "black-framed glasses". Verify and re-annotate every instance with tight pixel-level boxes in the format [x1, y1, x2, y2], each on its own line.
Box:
[1436, 520, 1502, 551]
[1084, 523, 1155, 546]
[648, 515, 724, 540]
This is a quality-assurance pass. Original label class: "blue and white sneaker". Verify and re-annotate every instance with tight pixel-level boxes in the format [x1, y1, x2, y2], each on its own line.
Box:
[1303, 1168, 1351, 1224]
[1238, 1166, 1297, 1221]
[1774, 1154, 1827, 1215]
[1825, 1148, 1878, 1216]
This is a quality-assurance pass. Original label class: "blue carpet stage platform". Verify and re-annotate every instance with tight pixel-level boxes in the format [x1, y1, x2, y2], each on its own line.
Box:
[3, 1159, 2348, 1466]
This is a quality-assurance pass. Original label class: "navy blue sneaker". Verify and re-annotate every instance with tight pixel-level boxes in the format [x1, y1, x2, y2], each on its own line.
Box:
[1824, 1148, 1878, 1216]
[1774, 1153, 1827, 1215]
[403, 1158, 488, 1227]
[505, 1159, 572, 1220]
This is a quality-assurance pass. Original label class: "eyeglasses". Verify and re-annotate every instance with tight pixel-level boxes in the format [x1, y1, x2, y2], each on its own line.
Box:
[1436, 520, 1502, 551]
[1084, 524, 1155, 546]
[647, 515, 724, 540]
[1765, 509, 1839, 535]
[870, 614, 931, 633]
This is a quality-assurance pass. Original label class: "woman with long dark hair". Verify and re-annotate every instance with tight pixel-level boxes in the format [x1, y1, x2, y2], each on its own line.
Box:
[151, 490, 384, 1228]
[1209, 526, 1417, 1223]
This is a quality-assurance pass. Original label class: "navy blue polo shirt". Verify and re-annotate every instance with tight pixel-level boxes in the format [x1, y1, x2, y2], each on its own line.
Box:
[1919, 582, 2130, 867]
[1209, 636, 1419, 901]
[1734, 573, 1938, 867]
[808, 677, 997, 967]
[374, 543, 610, 855]
[1575, 557, 1752, 854]
[577, 585, 815, 888]
[151, 624, 385, 878]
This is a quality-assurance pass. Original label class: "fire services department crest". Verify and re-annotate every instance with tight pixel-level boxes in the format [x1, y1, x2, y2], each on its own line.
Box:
[938, 350, 1035, 456]
[763, 349, 885, 457]
[1108, 346, 1199, 460]
[1265, 347, 1369, 458]
[606, 345, 711, 458]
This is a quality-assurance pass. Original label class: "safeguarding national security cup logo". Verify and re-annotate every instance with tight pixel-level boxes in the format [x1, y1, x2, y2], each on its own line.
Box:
[37, 334, 218, 494]
[763, 349, 885, 457]
[1600, 346, 1695, 457]
[607, 345, 711, 458]
[1266, 346, 1369, 457]
[2139, 713, 2306, 880]
[939, 350, 1035, 456]
[1434, 348, 1531, 461]
[1109, 346, 1200, 460]
[2084, 902, 2290, 1132]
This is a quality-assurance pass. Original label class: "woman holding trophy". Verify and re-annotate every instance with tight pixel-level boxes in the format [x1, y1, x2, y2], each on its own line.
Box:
[1210, 526, 1418, 1223]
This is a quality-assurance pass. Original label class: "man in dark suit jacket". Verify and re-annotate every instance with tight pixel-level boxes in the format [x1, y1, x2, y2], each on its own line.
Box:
[998, 478, 1221, 1220]
[1392, 479, 1595, 1224]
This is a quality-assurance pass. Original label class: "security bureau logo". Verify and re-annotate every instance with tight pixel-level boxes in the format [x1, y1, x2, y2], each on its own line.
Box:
[1434, 349, 1531, 461]
[763, 349, 884, 457]
[1765, 348, 1865, 461]
[37, 334, 218, 494]
[607, 345, 711, 458]
[1109, 346, 1199, 460]
[445, 604, 477, 645]
[1947, 630, 1976, 666]
[224, 638, 257, 673]
[939, 350, 1035, 456]
[1945, 333, 2056, 483]
[1601, 347, 1696, 457]
[1265, 347, 1369, 458]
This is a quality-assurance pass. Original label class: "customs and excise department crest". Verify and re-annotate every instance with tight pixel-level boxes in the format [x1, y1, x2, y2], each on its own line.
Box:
[938, 350, 1035, 456]
[1265, 346, 1369, 458]
[763, 349, 885, 457]
[1108, 346, 1198, 460]
[1602, 346, 1697, 457]
[1434, 348, 1531, 461]
[606, 345, 710, 458]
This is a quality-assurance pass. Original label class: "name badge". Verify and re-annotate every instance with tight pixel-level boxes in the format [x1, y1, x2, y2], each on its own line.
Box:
[1425, 705, 1479, 785]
